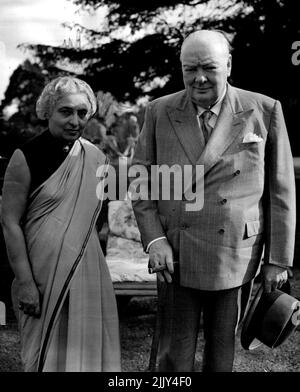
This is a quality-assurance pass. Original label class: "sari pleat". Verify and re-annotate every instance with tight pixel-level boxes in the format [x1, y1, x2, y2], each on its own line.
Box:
[16, 138, 121, 372]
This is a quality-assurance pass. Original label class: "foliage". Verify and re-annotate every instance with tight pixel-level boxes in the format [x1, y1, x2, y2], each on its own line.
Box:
[12, 0, 238, 102]
[0, 60, 71, 157]
[83, 91, 141, 163]
[1, 0, 300, 154]
[0, 0, 236, 156]
[222, 0, 300, 153]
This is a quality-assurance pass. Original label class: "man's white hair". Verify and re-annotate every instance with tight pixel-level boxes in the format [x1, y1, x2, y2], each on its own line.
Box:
[180, 30, 232, 60]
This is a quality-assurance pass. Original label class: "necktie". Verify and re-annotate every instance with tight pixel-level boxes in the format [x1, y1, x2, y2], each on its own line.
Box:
[200, 110, 213, 144]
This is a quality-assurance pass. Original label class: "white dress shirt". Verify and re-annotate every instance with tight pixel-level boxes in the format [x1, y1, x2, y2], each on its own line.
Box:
[196, 86, 227, 132]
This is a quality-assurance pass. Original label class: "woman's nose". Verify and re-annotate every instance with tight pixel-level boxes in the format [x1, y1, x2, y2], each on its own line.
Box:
[69, 113, 79, 126]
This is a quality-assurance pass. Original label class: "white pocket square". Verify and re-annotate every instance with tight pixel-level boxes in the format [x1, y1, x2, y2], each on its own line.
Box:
[242, 132, 263, 143]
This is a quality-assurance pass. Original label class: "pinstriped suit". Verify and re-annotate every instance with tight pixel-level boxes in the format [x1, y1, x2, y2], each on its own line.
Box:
[132, 84, 295, 291]
[131, 84, 296, 371]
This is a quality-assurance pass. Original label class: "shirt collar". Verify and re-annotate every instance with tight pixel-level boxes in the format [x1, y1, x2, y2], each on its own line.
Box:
[196, 85, 227, 117]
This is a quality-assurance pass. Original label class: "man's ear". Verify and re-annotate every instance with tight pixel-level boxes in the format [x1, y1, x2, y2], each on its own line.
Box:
[227, 54, 232, 77]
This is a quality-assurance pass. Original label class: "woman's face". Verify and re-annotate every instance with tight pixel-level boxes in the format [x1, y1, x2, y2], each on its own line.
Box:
[48, 93, 91, 143]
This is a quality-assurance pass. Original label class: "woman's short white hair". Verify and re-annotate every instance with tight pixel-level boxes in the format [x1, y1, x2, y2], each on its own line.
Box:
[36, 76, 97, 120]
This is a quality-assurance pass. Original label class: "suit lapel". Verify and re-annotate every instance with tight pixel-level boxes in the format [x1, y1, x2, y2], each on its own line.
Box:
[166, 86, 254, 173]
[167, 92, 205, 165]
[196, 85, 254, 175]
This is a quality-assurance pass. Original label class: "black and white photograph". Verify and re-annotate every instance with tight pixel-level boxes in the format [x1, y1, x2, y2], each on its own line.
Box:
[0, 0, 300, 376]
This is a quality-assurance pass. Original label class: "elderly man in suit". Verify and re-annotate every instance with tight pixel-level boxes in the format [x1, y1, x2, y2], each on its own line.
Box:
[130, 30, 296, 372]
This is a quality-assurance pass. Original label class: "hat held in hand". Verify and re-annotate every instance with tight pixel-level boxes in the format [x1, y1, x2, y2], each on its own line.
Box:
[241, 284, 300, 350]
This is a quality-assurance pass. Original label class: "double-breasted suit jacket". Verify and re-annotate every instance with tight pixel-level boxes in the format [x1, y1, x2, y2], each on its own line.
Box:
[131, 84, 296, 290]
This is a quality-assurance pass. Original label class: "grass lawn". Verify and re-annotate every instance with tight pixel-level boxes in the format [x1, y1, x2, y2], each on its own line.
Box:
[1, 269, 300, 372]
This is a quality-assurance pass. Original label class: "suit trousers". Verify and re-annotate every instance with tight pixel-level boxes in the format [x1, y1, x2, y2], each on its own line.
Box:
[157, 278, 253, 372]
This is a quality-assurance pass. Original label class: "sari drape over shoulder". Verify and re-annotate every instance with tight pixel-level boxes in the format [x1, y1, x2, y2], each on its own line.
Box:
[17, 138, 121, 372]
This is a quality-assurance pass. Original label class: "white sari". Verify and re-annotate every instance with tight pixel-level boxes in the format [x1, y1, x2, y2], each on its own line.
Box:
[15, 138, 121, 372]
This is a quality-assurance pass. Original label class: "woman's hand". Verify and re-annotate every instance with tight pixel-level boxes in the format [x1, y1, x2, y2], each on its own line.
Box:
[17, 280, 41, 318]
[2, 150, 41, 318]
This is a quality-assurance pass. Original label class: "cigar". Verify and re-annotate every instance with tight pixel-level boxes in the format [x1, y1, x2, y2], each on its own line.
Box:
[148, 261, 178, 274]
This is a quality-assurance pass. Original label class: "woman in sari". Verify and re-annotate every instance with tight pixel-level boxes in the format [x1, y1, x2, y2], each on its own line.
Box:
[1, 76, 121, 372]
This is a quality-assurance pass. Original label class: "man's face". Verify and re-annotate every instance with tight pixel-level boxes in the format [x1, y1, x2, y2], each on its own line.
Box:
[181, 37, 232, 108]
[48, 93, 90, 142]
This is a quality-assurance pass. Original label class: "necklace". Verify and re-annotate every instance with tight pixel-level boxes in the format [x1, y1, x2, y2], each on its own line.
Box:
[62, 145, 71, 153]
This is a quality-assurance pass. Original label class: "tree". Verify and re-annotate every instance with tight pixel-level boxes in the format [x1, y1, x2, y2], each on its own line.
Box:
[221, 0, 300, 154]
[0, 0, 234, 154]
[0, 61, 44, 156]
[16, 0, 237, 102]
[65, 0, 300, 153]
[0, 60, 71, 156]
[1, 0, 300, 154]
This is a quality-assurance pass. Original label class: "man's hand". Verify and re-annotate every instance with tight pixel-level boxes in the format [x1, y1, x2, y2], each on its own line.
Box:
[17, 279, 41, 318]
[148, 238, 174, 283]
[261, 264, 288, 293]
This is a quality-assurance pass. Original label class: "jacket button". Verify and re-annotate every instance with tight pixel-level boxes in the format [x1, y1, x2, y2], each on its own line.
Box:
[220, 198, 227, 205]
[181, 224, 187, 230]
[218, 228, 225, 234]
[234, 170, 241, 176]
